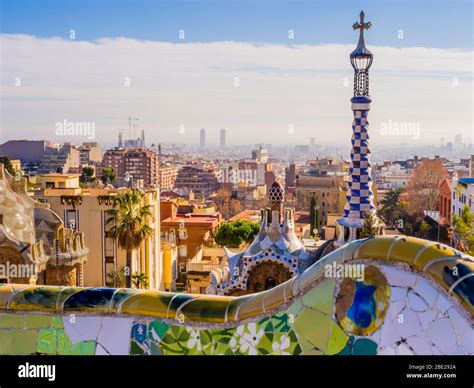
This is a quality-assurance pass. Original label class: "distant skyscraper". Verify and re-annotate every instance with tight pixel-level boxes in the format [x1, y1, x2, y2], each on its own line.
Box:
[310, 137, 315, 147]
[200, 128, 206, 148]
[220, 128, 226, 149]
[454, 133, 463, 149]
[141, 129, 146, 149]
[118, 131, 123, 148]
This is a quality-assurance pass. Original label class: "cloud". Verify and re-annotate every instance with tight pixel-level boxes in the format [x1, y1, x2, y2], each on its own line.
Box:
[1, 34, 472, 147]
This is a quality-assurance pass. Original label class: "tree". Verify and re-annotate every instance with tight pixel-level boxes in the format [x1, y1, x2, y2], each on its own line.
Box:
[101, 167, 116, 185]
[309, 196, 320, 237]
[452, 205, 474, 255]
[132, 272, 149, 289]
[378, 187, 406, 225]
[359, 211, 377, 238]
[80, 166, 96, 184]
[0, 157, 15, 176]
[106, 267, 126, 288]
[106, 188, 153, 288]
[406, 160, 447, 214]
[214, 220, 259, 248]
[418, 221, 431, 239]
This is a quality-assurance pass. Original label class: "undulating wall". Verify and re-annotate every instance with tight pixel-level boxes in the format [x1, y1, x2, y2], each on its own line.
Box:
[0, 236, 472, 355]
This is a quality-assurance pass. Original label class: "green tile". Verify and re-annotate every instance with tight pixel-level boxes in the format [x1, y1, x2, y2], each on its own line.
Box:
[57, 329, 72, 354]
[0, 330, 12, 354]
[148, 320, 168, 342]
[0, 313, 25, 328]
[52, 316, 63, 329]
[10, 329, 37, 355]
[25, 314, 52, 329]
[294, 308, 332, 353]
[37, 328, 57, 354]
[286, 299, 303, 322]
[302, 278, 336, 315]
[69, 341, 96, 355]
[352, 338, 378, 355]
[326, 322, 349, 355]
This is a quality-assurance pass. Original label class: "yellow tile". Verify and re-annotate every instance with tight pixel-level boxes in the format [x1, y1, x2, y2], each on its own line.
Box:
[415, 244, 460, 270]
[356, 236, 398, 260]
[262, 282, 286, 311]
[0, 285, 14, 308]
[179, 296, 232, 323]
[283, 277, 297, 302]
[225, 295, 250, 322]
[388, 236, 429, 266]
[120, 291, 172, 318]
[237, 293, 265, 320]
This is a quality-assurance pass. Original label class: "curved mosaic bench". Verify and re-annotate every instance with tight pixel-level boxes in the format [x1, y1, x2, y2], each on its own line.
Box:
[0, 235, 473, 355]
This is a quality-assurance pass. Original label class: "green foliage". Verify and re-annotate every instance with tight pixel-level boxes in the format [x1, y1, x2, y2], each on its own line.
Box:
[418, 221, 431, 238]
[452, 205, 474, 255]
[101, 167, 116, 185]
[0, 157, 16, 176]
[132, 272, 149, 289]
[359, 211, 377, 238]
[80, 166, 95, 184]
[106, 188, 153, 287]
[106, 267, 127, 288]
[214, 220, 259, 248]
[378, 188, 406, 225]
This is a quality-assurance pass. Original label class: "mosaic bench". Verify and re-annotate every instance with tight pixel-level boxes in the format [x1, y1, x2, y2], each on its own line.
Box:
[0, 235, 472, 355]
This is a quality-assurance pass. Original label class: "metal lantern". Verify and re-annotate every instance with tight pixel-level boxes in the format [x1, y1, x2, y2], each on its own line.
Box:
[350, 11, 373, 96]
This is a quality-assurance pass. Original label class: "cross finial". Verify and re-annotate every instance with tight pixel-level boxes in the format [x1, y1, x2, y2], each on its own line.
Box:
[353, 10, 371, 48]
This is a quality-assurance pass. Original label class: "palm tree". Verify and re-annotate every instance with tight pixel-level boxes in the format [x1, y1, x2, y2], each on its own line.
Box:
[106, 188, 153, 288]
[378, 187, 405, 225]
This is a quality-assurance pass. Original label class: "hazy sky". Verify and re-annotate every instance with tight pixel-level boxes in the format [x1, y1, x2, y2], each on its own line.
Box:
[1, 0, 473, 147]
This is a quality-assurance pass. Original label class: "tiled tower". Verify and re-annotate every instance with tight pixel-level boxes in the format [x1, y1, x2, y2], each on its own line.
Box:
[336, 11, 382, 246]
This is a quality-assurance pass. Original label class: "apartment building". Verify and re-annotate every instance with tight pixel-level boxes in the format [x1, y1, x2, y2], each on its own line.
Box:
[102, 147, 160, 188]
[34, 174, 164, 290]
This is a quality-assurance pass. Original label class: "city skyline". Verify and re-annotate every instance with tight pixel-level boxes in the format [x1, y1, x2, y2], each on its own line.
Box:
[1, 1, 472, 148]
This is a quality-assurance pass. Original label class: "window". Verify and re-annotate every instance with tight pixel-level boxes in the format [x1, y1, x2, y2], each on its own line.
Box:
[65, 210, 78, 230]
[103, 212, 115, 263]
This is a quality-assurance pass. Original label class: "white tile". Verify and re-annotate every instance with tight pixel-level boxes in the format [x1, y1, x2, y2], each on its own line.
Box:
[417, 310, 438, 330]
[426, 318, 457, 354]
[396, 343, 413, 355]
[460, 328, 474, 354]
[435, 293, 451, 314]
[97, 317, 133, 355]
[387, 300, 406, 321]
[62, 316, 102, 344]
[446, 307, 470, 337]
[393, 308, 422, 339]
[406, 335, 432, 355]
[450, 345, 467, 355]
[377, 346, 396, 355]
[95, 343, 109, 355]
[390, 286, 407, 302]
[408, 291, 429, 312]
[382, 266, 417, 288]
[379, 319, 401, 348]
[413, 279, 438, 308]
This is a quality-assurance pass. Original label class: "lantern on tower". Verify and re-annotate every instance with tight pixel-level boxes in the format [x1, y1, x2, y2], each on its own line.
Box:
[350, 11, 373, 97]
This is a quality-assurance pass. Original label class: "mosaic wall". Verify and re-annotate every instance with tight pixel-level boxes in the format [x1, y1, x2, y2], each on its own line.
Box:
[0, 236, 472, 355]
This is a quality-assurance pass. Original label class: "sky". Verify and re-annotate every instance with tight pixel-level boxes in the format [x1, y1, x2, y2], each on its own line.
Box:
[0, 0, 473, 147]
